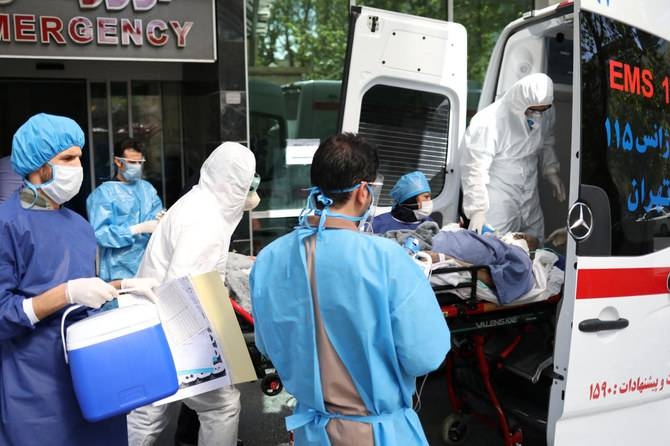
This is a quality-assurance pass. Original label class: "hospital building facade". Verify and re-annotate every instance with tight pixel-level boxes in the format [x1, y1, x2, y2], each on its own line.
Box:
[0, 0, 557, 254]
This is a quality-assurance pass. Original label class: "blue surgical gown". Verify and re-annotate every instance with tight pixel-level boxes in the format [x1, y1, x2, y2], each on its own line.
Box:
[250, 226, 450, 445]
[0, 192, 127, 446]
[372, 212, 432, 235]
[86, 179, 163, 281]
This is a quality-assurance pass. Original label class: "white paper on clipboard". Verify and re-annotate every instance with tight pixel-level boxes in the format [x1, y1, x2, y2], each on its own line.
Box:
[118, 272, 256, 405]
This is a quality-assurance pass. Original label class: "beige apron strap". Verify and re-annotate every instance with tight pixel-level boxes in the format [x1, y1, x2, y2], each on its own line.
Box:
[303, 236, 374, 446]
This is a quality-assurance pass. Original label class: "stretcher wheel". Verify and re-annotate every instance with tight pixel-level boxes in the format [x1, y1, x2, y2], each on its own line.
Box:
[441, 414, 469, 445]
[261, 373, 283, 396]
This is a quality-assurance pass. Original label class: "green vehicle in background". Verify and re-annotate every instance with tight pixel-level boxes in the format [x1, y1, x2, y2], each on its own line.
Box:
[282, 80, 341, 139]
[247, 78, 342, 253]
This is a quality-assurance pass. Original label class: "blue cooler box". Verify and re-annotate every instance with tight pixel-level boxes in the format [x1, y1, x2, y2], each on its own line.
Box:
[66, 304, 178, 422]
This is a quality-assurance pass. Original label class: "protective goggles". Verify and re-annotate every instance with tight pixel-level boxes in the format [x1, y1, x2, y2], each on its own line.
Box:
[115, 157, 146, 165]
[249, 173, 261, 193]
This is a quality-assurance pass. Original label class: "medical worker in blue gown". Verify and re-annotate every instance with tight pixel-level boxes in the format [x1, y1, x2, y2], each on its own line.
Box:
[250, 133, 450, 446]
[86, 138, 163, 281]
[372, 170, 434, 234]
[0, 113, 156, 446]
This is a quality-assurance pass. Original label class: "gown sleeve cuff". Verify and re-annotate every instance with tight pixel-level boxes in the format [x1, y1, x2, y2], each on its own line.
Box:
[22, 298, 40, 325]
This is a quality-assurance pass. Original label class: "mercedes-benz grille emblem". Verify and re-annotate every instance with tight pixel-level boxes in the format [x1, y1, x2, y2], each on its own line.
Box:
[567, 202, 593, 241]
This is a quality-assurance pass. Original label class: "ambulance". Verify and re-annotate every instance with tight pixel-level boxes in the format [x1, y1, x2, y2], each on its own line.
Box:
[338, 1, 670, 444]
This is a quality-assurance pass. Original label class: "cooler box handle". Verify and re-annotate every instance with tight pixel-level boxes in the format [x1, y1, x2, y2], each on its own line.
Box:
[60, 304, 83, 364]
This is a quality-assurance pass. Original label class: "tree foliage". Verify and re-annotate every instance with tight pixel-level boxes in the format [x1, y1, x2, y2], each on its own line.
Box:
[252, 0, 531, 82]
[255, 0, 350, 79]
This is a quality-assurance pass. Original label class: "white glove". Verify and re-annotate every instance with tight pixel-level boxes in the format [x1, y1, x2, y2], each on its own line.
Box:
[546, 227, 568, 246]
[121, 278, 160, 303]
[66, 278, 119, 309]
[130, 220, 158, 235]
[468, 211, 486, 234]
[546, 173, 566, 202]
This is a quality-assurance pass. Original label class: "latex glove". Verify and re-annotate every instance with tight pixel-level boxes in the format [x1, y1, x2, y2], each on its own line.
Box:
[66, 278, 119, 309]
[121, 278, 160, 303]
[546, 227, 568, 246]
[468, 211, 486, 234]
[546, 173, 566, 202]
[130, 220, 158, 235]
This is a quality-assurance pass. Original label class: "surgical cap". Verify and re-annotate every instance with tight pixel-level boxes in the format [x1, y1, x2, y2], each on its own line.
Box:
[11, 113, 85, 177]
[391, 171, 431, 204]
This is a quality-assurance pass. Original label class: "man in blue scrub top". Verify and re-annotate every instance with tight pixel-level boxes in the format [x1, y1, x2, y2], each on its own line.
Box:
[87, 138, 163, 281]
[0, 113, 153, 446]
[251, 133, 450, 446]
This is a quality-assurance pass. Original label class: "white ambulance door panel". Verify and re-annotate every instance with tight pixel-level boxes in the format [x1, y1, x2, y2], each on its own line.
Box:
[338, 6, 467, 222]
[550, 2, 670, 444]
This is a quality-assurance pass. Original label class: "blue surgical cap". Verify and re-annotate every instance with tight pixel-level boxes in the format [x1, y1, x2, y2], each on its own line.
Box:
[391, 171, 431, 204]
[11, 113, 85, 177]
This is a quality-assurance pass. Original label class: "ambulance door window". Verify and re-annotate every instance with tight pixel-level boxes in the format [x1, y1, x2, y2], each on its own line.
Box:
[579, 11, 670, 256]
[357, 84, 449, 207]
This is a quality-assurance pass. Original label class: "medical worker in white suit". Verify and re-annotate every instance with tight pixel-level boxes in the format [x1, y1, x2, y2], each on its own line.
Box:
[460, 73, 566, 240]
[126, 142, 260, 446]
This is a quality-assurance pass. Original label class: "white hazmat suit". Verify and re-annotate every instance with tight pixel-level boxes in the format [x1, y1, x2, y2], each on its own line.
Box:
[127, 142, 256, 446]
[460, 73, 563, 240]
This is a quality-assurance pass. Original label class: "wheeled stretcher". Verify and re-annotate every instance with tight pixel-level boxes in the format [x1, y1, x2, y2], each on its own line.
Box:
[431, 263, 561, 446]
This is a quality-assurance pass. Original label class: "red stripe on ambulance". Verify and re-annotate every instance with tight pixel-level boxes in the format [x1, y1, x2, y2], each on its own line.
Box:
[576, 267, 670, 299]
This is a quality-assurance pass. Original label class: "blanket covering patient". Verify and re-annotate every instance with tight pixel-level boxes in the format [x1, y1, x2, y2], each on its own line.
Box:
[383, 221, 542, 304]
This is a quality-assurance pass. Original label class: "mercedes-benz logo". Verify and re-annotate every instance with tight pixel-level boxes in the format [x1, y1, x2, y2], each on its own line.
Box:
[567, 202, 593, 241]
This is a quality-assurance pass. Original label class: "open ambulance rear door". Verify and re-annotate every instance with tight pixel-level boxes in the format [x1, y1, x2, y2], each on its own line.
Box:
[337, 6, 467, 222]
[549, 1, 670, 444]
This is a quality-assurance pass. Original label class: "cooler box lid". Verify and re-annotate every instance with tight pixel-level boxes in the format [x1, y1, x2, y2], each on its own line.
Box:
[66, 304, 161, 351]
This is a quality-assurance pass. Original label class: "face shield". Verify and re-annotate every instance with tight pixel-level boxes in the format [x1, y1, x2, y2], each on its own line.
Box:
[298, 174, 384, 233]
[359, 174, 384, 233]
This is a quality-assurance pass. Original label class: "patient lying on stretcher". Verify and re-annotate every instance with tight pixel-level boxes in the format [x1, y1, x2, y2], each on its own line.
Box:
[383, 222, 564, 305]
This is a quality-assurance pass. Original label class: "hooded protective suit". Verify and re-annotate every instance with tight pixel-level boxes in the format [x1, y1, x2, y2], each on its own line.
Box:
[86, 179, 163, 281]
[460, 73, 560, 239]
[127, 142, 256, 446]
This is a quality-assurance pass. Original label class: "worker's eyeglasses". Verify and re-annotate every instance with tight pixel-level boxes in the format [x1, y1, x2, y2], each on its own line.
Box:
[116, 157, 146, 165]
[249, 173, 261, 193]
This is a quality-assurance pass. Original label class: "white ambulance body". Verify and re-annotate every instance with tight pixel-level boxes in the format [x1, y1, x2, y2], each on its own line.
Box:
[339, 1, 670, 444]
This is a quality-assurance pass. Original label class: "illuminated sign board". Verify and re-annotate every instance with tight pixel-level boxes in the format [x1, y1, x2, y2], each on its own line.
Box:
[0, 0, 216, 62]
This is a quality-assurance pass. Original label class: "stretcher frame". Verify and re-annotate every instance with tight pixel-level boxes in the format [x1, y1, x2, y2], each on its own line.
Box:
[433, 264, 560, 446]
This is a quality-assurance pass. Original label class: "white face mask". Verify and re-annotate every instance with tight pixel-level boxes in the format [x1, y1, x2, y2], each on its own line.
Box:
[122, 162, 143, 182]
[243, 191, 261, 211]
[526, 111, 544, 130]
[413, 199, 433, 219]
[39, 163, 84, 205]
